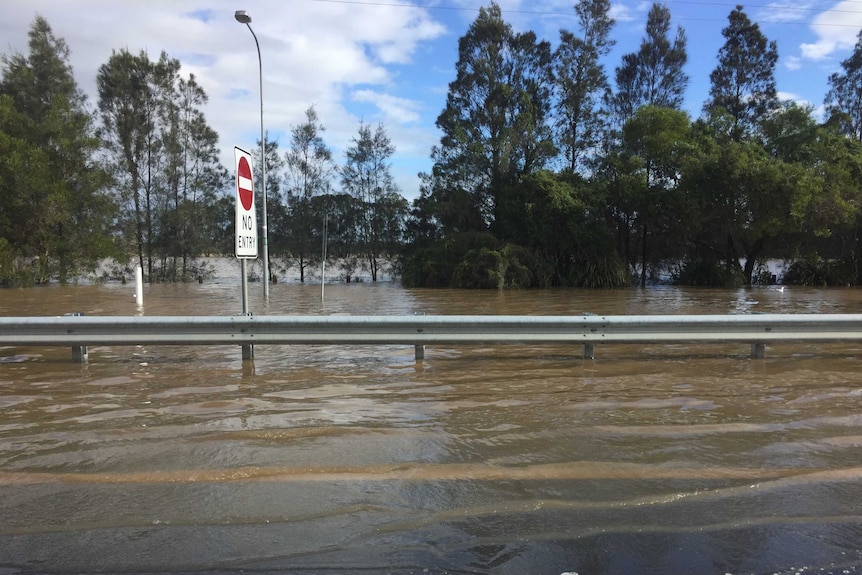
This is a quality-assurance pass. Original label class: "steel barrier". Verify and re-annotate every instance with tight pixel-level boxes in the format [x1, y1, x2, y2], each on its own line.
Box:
[1, 314, 862, 362]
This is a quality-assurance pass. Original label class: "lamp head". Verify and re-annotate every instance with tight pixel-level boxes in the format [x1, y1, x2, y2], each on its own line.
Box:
[234, 10, 252, 24]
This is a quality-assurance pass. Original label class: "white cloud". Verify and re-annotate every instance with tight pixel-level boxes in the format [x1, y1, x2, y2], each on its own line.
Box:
[0, 0, 846, 202]
[351, 90, 422, 124]
[785, 56, 803, 71]
[0, 0, 450, 201]
[755, 0, 817, 24]
[799, 1, 862, 60]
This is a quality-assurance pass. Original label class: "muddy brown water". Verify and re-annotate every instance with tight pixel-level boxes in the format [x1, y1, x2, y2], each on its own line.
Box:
[3, 278, 862, 574]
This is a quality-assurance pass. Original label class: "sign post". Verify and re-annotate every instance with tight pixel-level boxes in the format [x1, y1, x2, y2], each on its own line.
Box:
[235, 146, 258, 360]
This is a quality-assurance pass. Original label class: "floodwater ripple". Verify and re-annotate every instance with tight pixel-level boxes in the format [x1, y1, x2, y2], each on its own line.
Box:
[3, 281, 862, 573]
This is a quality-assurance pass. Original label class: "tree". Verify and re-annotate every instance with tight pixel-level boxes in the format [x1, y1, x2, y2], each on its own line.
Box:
[705, 5, 778, 140]
[824, 29, 862, 142]
[762, 103, 862, 283]
[0, 16, 115, 284]
[425, 2, 555, 230]
[98, 50, 226, 282]
[283, 106, 335, 282]
[98, 49, 172, 280]
[553, 0, 615, 175]
[617, 106, 691, 285]
[251, 132, 284, 282]
[341, 121, 407, 281]
[609, 3, 688, 125]
[158, 73, 228, 280]
[680, 110, 807, 285]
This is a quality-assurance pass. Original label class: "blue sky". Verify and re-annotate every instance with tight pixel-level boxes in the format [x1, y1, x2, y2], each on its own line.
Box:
[1, 0, 861, 201]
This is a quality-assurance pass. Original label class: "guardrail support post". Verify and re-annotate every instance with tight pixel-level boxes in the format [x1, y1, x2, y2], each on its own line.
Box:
[72, 344, 88, 364]
[65, 312, 88, 363]
[241, 310, 254, 361]
[584, 343, 595, 360]
[751, 342, 766, 359]
[414, 312, 426, 361]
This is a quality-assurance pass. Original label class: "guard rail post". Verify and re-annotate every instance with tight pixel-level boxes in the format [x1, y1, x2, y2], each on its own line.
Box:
[241, 312, 254, 361]
[65, 312, 88, 364]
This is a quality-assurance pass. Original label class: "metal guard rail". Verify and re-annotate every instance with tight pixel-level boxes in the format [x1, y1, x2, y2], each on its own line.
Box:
[1, 313, 862, 362]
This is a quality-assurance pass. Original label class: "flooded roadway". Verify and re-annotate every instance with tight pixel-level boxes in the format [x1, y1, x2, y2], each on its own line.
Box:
[2, 277, 862, 574]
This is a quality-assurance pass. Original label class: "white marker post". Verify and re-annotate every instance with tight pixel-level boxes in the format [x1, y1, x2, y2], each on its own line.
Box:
[135, 265, 143, 307]
[235, 146, 258, 360]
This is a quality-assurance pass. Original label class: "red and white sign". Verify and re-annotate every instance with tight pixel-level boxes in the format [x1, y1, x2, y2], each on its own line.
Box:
[234, 146, 258, 259]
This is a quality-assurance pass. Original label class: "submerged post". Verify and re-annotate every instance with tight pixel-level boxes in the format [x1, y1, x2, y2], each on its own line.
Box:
[751, 342, 766, 359]
[241, 259, 253, 361]
[134, 265, 143, 307]
[414, 312, 425, 361]
[66, 312, 88, 363]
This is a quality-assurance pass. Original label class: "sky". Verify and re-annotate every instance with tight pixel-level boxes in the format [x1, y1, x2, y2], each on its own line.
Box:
[1, 0, 861, 202]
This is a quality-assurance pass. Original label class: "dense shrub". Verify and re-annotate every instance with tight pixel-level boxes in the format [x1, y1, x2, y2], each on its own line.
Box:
[673, 260, 744, 287]
[783, 256, 854, 286]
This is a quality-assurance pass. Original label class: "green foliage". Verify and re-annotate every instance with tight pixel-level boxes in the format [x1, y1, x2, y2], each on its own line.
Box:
[783, 255, 855, 287]
[427, 2, 555, 227]
[673, 260, 744, 288]
[340, 122, 406, 281]
[452, 246, 530, 289]
[283, 107, 335, 281]
[401, 232, 499, 288]
[554, 0, 615, 174]
[609, 3, 688, 124]
[618, 106, 692, 285]
[0, 16, 117, 285]
[567, 255, 631, 289]
[4, 11, 861, 293]
[0, 238, 18, 287]
[706, 6, 778, 139]
[97, 48, 228, 282]
[401, 220, 629, 289]
[825, 29, 862, 142]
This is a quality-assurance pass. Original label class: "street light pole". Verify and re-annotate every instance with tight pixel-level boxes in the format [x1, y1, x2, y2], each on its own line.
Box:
[235, 9, 270, 300]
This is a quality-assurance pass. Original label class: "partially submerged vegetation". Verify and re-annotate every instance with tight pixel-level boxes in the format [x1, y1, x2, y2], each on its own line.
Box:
[3, 6, 862, 288]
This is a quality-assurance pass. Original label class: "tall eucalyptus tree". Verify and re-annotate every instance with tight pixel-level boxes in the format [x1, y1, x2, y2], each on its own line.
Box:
[425, 2, 554, 232]
[705, 5, 778, 140]
[0, 16, 115, 284]
[609, 3, 688, 125]
[825, 29, 862, 142]
[553, 0, 615, 175]
[284, 106, 334, 282]
[98, 50, 225, 281]
[341, 121, 406, 282]
[604, 3, 688, 283]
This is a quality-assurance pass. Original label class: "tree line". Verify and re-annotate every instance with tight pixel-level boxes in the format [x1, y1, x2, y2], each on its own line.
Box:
[0, 16, 406, 286]
[2, 6, 862, 289]
[404, 2, 862, 288]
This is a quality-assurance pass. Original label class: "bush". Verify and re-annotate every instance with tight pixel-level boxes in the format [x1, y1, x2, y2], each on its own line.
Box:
[566, 255, 631, 288]
[783, 256, 854, 286]
[673, 260, 744, 287]
[450, 244, 534, 289]
[401, 232, 501, 288]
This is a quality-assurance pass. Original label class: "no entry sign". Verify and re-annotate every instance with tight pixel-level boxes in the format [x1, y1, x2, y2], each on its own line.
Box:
[234, 147, 258, 259]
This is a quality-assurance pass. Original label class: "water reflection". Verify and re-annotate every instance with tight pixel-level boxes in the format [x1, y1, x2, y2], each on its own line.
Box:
[2, 281, 862, 573]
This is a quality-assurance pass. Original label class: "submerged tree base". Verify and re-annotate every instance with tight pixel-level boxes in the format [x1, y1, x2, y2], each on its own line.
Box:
[402, 232, 631, 289]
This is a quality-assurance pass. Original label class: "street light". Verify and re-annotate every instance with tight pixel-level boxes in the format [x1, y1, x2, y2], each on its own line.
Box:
[235, 9, 270, 300]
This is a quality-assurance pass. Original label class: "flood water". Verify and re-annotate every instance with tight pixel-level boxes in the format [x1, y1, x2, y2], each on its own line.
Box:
[3, 272, 862, 574]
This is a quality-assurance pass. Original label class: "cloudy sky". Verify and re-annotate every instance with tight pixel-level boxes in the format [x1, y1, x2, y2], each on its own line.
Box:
[2, 0, 861, 201]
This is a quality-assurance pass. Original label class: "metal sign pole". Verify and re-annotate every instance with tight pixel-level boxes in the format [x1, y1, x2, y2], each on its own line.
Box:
[235, 146, 257, 361]
[241, 258, 253, 361]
